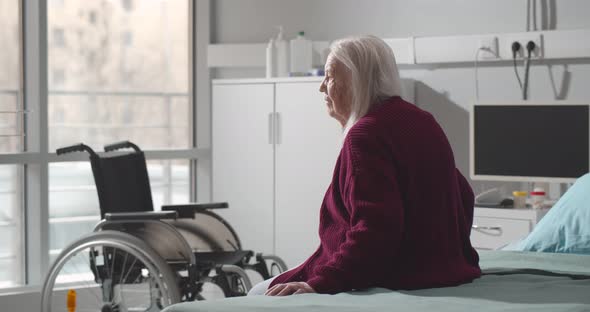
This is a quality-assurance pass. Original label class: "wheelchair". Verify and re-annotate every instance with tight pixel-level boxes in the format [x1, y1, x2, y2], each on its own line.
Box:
[41, 141, 287, 312]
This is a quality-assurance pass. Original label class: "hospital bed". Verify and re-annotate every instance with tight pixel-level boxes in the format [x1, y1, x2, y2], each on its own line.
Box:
[164, 172, 590, 312]
[163, 250, 590, 312]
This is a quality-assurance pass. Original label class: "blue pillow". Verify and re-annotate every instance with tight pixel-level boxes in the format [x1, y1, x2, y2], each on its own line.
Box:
[509, 173, 590, 254]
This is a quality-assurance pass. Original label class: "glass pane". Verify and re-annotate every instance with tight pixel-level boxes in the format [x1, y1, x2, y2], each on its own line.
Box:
[47, 0, 190, 151]
[0, 165, 24, 288]
[0, 0, 24, 153]
[49, 160, 189, 263]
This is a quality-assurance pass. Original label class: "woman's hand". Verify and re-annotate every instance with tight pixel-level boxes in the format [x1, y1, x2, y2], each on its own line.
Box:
[265, 282, 316, 296]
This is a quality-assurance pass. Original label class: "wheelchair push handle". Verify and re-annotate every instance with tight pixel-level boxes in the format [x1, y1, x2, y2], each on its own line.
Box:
[104, 141, 142, 152]
[56, 143, 97, 157]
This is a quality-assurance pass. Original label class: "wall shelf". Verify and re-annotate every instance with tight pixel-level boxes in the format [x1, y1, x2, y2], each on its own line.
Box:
[208, 29, 590, 68]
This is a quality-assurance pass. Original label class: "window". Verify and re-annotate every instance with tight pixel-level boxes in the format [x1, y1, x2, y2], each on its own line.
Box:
[88, 10, 97, 25]
[52, 28, 65, 47]
[51, 69, 65, 86]
[47, 0, 191, 267]
[0, 166, 24, 288]
[49, 0, 65, 8]
[0, 0, 197, 290]
[122, 0, 134, 12]
[0, 0, 23, 154]
[48, 0, 190, 150]
[122, 30, 133, 46]
[0, 1, 24, 288]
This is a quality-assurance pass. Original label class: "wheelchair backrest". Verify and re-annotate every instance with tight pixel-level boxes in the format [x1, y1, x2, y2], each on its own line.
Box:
[90, 152, 154, 218]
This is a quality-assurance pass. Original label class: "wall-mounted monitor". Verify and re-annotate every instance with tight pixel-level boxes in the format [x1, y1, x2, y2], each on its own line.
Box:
[470, 102, 589, 183]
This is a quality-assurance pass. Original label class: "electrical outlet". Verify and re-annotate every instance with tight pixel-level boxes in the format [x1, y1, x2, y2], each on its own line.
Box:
[500, 33, 544, 59]
[477, 36, 498, 59]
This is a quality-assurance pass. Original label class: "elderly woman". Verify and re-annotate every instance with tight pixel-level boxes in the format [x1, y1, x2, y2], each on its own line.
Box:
[251, 35, 481, 296]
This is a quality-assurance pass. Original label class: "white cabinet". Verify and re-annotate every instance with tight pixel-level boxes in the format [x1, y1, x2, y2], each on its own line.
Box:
[212, 78, 342, 267]
[275, 82, 342, 268]
[212, 83, 275, 255]
[470, 207, 549, 250]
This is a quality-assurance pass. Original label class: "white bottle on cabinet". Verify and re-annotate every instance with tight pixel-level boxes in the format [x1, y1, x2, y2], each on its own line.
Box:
[265, 38, 276, 78]
[275, 26, 289, 77]
[289, 31, 312, 76]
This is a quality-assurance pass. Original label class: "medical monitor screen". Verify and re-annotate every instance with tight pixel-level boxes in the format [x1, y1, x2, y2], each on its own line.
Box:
[473, 105, 589, 179]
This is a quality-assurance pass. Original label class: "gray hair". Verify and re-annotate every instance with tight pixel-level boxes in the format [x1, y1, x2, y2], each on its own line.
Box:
[329, 35, 403, 129]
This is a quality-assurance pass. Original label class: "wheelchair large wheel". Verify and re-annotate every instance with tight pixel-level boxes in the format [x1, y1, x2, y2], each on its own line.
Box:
[42, 230, 180, 312]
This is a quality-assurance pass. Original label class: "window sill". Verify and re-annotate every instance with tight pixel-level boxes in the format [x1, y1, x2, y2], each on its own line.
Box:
[0, 285, 40, 296]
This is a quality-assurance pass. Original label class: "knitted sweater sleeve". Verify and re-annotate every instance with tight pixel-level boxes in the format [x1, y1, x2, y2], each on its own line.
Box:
[307, 129, 405, 294]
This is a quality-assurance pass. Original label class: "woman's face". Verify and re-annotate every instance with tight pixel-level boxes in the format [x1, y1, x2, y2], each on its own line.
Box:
[319, 53, 351, 127]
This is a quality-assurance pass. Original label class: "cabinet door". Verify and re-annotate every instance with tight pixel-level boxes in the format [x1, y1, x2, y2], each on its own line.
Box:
[275, 82, 343, 268]
[471, 217, 531, 250]
[212, 83, 275, 255]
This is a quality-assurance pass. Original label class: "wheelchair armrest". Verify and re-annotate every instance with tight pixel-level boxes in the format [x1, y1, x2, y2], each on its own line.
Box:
[104, 211, 178, 221]
[162, 202, 228, 218]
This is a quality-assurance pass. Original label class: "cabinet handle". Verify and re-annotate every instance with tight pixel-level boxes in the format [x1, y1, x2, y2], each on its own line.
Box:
[268, 112, 274, 144]
[275, 112, 281, 145]
[472, 225, 502, 231]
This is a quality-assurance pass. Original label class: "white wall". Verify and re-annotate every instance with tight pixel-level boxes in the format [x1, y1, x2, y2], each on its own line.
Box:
[210, 0, 590, 195]
[212, 0, 590, 42]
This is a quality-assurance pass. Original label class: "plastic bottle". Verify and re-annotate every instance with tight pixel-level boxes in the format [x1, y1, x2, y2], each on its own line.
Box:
[530, 187, 546, 209]
[67, 289, 76, 312]
[289, 31, 312, 76]
[512, 191, 528, 209]
[265, 37, 276, 78]
[275, 26, 289, 77]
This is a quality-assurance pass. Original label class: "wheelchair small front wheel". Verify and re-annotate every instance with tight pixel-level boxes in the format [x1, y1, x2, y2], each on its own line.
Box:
[41, 230, 180, 312]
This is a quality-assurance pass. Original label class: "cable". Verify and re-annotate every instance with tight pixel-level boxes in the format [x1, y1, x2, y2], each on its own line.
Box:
[474, 48, 483, 101]
[513, 57, 523, 91]
[523, 58, 531, 100]
[511, 42, 524, 94]
[526, 0, 531, 31]
[522, 57, 531, 100]
[474, 47, 496, 101]
[526, 0, 538, 31]
[532, 0, 537, 31]
[522, 41, 536, 100]
[546, 64, 569, 100]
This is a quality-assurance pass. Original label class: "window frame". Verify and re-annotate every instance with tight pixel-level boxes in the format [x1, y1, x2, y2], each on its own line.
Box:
[0, 0, 211, 292]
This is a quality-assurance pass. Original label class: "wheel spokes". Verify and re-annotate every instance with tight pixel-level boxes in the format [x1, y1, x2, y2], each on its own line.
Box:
[46, 242, 169, 312]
